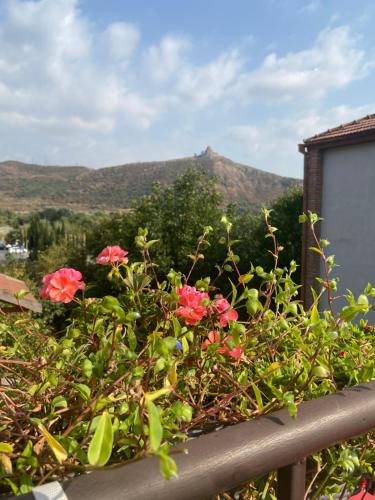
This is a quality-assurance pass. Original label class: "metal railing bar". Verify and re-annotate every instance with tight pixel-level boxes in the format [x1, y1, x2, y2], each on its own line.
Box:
[277, 459, 306, 499]
[14, 380, 375, 500]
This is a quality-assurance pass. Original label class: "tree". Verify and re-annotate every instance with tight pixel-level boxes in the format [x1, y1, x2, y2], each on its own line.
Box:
[85, 169, 226, 290]
[132, 168, 225, 274]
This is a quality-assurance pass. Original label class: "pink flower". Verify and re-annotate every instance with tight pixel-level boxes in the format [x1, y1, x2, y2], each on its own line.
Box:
[175, 285, 209, 325]
[214, 295, 239, 327]
[177, 285, 209, 308]
[215, 296, 231, 314]
[39, 273, 53, 300]
[219, 309, 239, 327]
[39, 268, 85, 303]
[96, 246, 128, 266]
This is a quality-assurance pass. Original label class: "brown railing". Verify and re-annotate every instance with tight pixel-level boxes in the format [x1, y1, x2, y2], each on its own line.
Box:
[15, 380, 375, 500]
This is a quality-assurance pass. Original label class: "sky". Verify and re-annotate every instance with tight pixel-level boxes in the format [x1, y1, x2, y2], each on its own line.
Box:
[0, 0, 374, 178]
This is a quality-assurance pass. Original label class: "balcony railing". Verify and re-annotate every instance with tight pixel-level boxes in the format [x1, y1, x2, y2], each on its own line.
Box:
[15, 380, 375, 500]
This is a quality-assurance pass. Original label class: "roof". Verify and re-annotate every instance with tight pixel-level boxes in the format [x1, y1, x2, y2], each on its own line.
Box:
[0, 273, 42, 313]
[304, 114, 375, 145]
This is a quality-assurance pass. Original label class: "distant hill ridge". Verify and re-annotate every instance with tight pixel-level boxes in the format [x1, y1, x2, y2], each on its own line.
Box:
[0, 147, 300, 211]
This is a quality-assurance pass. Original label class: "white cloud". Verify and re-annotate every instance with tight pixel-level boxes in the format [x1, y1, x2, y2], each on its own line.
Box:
[227, 103, 375, 177]
[176, 49, 244, 107]
[0, 0, 372, 172]
[144, 35, 191, 82]
[299, 1, 321, 14]
[235, 26, 368, 101]
[0, 0, 148, 135]
[101, 22, 140, 62]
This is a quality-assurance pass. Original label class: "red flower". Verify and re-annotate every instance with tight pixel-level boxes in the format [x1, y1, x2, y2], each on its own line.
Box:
[175, 305, 207, 325]
[202, 331, 243, 360]
[338, 351, 345, 358]
[214, 295, 239, 327]
[228, 345, 243, 360]
[39, 268, 85, 303]
[364, 325, 371, 332]
[201, 330, 221, 349]
[175, 285, 209, 325]
[96, 246, 128, 265]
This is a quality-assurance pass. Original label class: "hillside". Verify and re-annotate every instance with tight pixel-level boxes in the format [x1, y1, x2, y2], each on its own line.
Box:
[0, 147, 300, 211]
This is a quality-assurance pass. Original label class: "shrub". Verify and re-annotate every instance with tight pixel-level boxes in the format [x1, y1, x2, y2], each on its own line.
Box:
[0, 212, 374, 498]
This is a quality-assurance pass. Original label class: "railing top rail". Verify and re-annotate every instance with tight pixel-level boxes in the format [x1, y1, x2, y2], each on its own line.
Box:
[16, 380, 375, 500]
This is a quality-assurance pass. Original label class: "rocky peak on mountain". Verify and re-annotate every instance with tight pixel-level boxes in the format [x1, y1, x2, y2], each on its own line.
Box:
[199, 146, 219, 159]
[0, 151, 301, 211]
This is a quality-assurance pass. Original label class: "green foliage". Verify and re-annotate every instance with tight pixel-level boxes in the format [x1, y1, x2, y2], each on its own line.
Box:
[85, 171, 302, 299]
[0, 213, 374, 498]
[131, 169, 224, 273]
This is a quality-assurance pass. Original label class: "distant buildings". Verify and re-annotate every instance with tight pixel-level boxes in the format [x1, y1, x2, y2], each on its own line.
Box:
[0, 241, 29, 263]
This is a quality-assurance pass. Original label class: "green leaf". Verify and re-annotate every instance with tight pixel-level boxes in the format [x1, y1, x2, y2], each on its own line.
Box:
[125, 311, 141, 322]
[340, 305, 361, 321]
[312, 365, 330, 378]
[0, 442, 13, 453]
[181, 336, 189, 355]
[168, 362, 178, 386]
[82, 359, 93, 379]
[145, 239, 159, 249]
[358, 294, 369, 306]
[145, 388, 171, 402]
[246, 298, 258, 316]
[38, 424, 68, 464]
[251, 383, 263, 410]
[72, 383, 91, 401]
[310, 304, 320, 323]
[52, 396, 68, 409]
[308, 246, 323, 256]
[127, 326, 137, 351]
[172, 317, 181, 337]
[158, 449, 177, 479]
[230, 322, 246, 344]
[87, 412, 113, 467]
[239, 273, 253, 284]
[102, 296, 126, 321]
[287, 402, 297, 418]
[146, 400, 163, 452]
[229, 279, 237, 305]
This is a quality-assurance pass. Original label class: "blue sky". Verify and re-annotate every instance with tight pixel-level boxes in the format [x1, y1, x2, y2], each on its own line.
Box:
[0, 0, 374, 178]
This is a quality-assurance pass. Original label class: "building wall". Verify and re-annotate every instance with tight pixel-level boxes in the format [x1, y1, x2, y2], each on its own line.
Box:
[320, 141, 375, 311]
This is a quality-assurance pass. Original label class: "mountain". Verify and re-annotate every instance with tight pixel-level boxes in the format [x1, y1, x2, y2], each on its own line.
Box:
[0, 147, 300, 211]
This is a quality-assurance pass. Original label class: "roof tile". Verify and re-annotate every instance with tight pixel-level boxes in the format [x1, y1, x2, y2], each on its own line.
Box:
[304, 114, 375, 144]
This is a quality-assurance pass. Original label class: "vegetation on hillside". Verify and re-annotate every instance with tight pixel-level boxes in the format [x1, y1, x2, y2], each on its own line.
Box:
[0, 149, 300, 211]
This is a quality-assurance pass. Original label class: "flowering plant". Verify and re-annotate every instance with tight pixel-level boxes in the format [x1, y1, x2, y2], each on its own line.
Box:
[1, 213, 375, 498]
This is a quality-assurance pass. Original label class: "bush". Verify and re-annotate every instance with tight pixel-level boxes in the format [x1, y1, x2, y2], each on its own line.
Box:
[0, 212, 374, 498]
